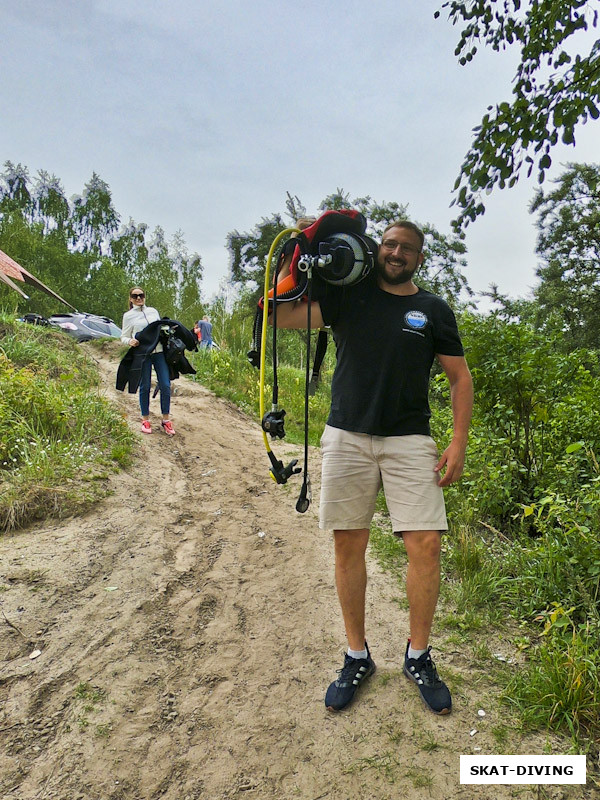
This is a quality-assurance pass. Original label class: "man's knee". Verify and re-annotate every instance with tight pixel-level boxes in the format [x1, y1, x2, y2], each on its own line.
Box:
[334, 529, 369, 564]
[402, 530, 441, 565]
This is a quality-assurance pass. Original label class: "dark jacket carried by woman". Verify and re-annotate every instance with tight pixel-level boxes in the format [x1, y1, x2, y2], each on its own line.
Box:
[116, 318, 198, 394]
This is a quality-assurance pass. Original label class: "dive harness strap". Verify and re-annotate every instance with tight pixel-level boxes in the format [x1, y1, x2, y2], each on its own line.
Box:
[296, 263, 313, 513]
[309, 329, 328, 396]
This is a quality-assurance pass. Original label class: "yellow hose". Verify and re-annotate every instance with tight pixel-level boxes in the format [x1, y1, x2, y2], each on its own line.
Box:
[259, 227, 301, 455]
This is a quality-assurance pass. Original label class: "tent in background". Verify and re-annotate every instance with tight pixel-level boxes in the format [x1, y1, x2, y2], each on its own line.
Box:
[0, 248, 76, 310]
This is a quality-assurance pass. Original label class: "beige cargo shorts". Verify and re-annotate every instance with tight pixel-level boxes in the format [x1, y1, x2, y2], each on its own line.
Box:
[319, 424, 448, 533]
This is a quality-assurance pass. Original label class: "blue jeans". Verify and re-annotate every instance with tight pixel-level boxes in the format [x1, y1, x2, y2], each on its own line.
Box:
[139, 352, 171, 416]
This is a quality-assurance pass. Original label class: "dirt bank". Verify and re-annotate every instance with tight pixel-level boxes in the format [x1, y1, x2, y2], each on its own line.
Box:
[0, 352, 589, 799]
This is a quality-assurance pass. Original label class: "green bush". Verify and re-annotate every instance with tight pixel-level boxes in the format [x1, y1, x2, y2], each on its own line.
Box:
[435, 313, 600, 532]
[0, 317, 135, 530]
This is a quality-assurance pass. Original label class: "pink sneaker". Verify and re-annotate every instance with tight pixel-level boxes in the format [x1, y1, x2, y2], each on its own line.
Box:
[161, 419, 175, 436]
[141, 420, 152, 434]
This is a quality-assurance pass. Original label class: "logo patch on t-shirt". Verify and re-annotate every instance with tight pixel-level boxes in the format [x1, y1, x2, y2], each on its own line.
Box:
[404, 310, 428, 330]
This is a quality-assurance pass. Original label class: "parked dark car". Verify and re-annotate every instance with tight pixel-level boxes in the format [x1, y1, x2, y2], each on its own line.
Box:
[19, 312, 121, 342]
[48, 313, 122, 342]
[19, 313, 52, 327]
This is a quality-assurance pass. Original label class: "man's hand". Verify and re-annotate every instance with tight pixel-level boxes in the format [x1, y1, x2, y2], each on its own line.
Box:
[434, 439, 467, 487]
[434, 354, 473, 487]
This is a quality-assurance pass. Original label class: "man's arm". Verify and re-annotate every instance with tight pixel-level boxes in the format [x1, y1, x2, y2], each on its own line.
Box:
[270, 298, 324, 329]
[434, 354, 473, 487]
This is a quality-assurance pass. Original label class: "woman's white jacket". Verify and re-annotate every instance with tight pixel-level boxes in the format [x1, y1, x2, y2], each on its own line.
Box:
[120, 306, 163, 352]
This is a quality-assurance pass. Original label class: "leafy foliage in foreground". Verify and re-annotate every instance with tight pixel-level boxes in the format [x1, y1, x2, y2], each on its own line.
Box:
[445, 313, 600, 524]
[0, 315, 135, 531]
[531, 162, 600, 350]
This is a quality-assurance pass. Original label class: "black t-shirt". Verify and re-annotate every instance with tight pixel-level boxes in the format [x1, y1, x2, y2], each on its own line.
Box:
[318, 275, 464, 436]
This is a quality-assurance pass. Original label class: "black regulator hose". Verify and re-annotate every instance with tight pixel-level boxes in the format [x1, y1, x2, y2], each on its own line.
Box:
[296, 270, 312, 514]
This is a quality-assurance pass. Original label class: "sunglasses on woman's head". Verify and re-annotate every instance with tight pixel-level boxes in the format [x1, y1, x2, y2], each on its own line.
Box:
[131, 293, 145, 299]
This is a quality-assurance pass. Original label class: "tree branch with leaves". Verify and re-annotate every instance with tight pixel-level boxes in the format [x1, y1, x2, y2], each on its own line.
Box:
[437, 0, 600, 230]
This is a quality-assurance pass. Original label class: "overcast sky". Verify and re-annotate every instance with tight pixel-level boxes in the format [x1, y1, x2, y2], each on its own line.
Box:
[2, 0, 598, 304]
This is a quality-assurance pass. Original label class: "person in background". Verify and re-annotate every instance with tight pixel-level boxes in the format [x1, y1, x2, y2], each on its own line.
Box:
[120, 287, 175, 436]
[197, 316, 213, 349]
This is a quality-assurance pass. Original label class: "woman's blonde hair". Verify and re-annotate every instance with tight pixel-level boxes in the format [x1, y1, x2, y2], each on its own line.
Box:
[128, 287, 145, 309]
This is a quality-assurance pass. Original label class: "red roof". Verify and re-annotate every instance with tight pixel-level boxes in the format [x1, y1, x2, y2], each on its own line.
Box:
[0, 247, 26, 282]
[0, 247, 76, 309]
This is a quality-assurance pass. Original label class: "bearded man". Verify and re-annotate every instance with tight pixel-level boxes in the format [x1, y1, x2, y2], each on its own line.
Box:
[274, 220, 473, 715]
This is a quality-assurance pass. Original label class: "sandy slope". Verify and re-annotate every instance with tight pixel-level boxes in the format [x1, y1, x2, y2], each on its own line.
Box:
[0, 352, 589, 800]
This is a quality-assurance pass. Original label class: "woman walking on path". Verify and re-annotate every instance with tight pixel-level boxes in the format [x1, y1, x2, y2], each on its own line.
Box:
[120, 287, 175, 436]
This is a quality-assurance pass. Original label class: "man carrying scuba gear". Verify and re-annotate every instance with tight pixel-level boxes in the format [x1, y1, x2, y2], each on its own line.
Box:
[271, 218, 473, 716]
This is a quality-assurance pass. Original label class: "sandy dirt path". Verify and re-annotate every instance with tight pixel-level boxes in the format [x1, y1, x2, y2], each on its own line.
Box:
[0, 352, 587, 800]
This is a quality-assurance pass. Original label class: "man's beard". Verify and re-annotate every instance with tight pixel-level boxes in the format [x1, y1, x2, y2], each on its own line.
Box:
[375, 258, 418, 286]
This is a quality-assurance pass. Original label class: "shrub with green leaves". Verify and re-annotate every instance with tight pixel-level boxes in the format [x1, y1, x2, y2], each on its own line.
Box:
[434, 313, 600, 532]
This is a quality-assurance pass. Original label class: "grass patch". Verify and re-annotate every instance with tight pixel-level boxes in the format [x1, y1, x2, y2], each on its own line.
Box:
[438, 608, 486, 634]
[190, 348, 331, 447]
[0, 315, 136, 531]
[368, 516, 405, 577]
[343, 751, 401, 783]
[405, 767, 433, 789]
[417, 729, 441, 752]
[441, 521, 600, 744]
[73, 681, 108, 732]
[491, 724, 511, 749]
[74, 682, 106, 705]
[94, 723, 112, 738]
[384, 723, 405, 744]
[441, 526, 518, 620]
[503, 625, 600, 741]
